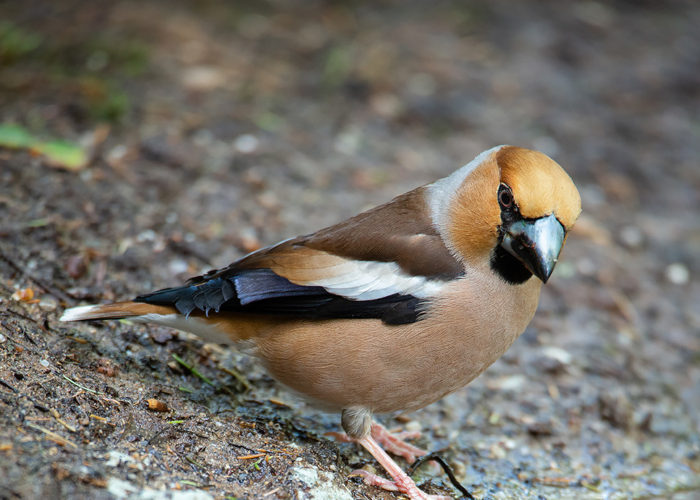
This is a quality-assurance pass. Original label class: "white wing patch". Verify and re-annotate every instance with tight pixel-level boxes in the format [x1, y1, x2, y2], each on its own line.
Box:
[288, 258, 447, 301]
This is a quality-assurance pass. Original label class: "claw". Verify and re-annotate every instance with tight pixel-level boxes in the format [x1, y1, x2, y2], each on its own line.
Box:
[371, 422, 428, 464]
[352, 437, 452, 500]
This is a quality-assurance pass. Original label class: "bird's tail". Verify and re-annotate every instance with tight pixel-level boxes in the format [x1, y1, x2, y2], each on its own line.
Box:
[59, 301, 175, 322]
[59, 301, 244, 345]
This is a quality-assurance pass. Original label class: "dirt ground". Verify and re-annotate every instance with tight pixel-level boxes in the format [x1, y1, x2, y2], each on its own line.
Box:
[1, 1, 698, 499]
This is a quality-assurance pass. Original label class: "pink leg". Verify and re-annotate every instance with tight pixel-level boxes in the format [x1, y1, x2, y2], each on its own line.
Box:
[352, 434, 451, 500]
[371, 422, 428, 464]
[327, 422, 427, 463]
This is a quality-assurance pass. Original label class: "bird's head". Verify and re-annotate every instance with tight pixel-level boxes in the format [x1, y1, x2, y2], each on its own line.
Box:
[429, 145, 581, 284]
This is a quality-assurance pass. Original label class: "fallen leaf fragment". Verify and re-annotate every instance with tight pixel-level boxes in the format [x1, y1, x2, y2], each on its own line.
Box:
[33, 140, 88, 171]
[11, 288, 35, 302]
[0, 123, 33, 148]
[0, 123, 88, 171]
[90, 414, 115, 426]
[146, 399, 169, 412]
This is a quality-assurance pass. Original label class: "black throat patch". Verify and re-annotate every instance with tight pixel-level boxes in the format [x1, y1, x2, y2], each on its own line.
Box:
[490, 244, 533, 285]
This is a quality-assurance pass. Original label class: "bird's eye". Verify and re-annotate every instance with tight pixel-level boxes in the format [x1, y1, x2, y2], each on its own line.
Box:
[498, 184, 514, 209]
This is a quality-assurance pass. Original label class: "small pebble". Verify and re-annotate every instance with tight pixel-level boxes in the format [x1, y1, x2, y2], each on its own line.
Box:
[192, 128, 214, 147]
[168, 259, 188, 275]
[489, 442, 507, 459]
[39, 359, 50, 368]
[599, 391, 634, 430]
[370, 93, 402, 119]
[151, 329, 176, 345]
[137, 229, 156, 242]
[0, 333, 6, 343]
[106, 145, 128, 166]
[404, 420, 422, 433]
[238, 227, 261, 253]
[486, 374, 526, 391]
[540, 346, 573, 365]
[182, 66, 225, 91]
[620, 225, 644, 249]
[38, 296, 58, 312]
[665, 263, 689, 285]
[96, 358, 119, 377]
[234, 134, 259, 154]
[334, 129, 362, 155]
[65, 255, 88, 279]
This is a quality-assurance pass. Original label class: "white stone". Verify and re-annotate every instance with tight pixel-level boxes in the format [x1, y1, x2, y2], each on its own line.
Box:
[292, 467, 353, 500]
[234, 134, 259, 154]
[106, 477, 214, 500]
[665, 263, 690, 285]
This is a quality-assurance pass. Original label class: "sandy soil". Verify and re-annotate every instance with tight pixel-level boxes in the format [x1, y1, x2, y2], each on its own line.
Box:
[1, 1, 698, 499]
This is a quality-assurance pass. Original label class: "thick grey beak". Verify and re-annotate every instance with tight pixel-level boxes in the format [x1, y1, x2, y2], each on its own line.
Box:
[502, 213, 565, 283]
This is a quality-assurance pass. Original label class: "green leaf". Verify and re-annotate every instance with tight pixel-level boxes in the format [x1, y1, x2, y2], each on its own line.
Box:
[179, 480, 200, 487]
[34, 140, 88, 170]
[0, 123, 89, 170]
[26, 218, 51, 228]
[0, 123, 36, 149]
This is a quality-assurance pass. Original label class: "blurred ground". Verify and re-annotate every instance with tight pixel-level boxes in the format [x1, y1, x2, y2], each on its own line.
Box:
[0, 1, 698, 499]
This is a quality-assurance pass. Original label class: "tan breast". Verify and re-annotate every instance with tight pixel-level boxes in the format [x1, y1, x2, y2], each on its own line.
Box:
[253, 270, 542, 414]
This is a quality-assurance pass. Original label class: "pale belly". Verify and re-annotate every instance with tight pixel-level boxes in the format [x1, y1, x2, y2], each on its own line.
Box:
[254, 276, 542, 414]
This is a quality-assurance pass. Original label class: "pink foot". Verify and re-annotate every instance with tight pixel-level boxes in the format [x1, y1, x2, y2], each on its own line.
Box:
[350, 469, 400, 492]
[353, 434, 452, 500]
[327, 422, 428, 463]
[329, 419, 455, 497]
[351, 469, 450, 499]
[371, 422, 428, 464]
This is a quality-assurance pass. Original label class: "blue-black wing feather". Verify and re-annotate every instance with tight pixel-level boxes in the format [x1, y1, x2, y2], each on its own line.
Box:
[135, 268, 423, 325]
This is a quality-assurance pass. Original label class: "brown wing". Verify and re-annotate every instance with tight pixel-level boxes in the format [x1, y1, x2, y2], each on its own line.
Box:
[236, 186, 462, 280]
[136, 187, 463, 324]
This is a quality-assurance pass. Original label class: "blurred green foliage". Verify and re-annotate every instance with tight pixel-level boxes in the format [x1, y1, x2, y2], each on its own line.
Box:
[77, 76, 131, 123]
[323, 44, 354, 89]
[0, 20, 148, 124]
[0, 22, 42, 63]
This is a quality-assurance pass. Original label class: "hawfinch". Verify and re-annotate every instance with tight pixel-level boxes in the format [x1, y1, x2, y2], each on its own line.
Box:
[61, 145, 581, 499]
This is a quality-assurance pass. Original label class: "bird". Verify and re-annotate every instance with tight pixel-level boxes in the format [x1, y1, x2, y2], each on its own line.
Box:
[61, 145, 581, 499]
